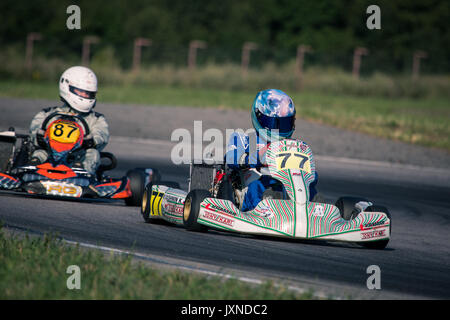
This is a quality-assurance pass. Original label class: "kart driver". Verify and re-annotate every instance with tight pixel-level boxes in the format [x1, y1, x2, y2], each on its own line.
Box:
[28, 66, 109, 175]
[225, 89, 318, 212]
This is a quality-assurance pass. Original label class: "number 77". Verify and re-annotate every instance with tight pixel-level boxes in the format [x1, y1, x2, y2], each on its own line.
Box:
[278, 152, 308, 169]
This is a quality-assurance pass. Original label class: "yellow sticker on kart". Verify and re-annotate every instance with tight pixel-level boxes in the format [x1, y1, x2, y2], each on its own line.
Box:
[275, 150, 311, 173]
[150, 190, 164, 216]
[49, 121, 81, 144]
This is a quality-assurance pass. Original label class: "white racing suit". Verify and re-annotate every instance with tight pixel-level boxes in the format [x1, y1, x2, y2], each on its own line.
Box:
[29, 105, 109, 175]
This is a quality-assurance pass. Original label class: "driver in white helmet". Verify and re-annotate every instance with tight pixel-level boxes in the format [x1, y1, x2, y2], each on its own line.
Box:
[28, 66, 109, 175]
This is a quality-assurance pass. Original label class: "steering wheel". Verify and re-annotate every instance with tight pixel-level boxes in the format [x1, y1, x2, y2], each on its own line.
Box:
[40, 112, 90, 136]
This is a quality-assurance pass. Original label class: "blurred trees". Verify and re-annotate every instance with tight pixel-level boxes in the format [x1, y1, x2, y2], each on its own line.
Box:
[0, 0, 448, 73]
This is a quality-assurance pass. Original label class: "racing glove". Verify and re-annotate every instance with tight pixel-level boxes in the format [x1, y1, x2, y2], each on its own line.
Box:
[82, 135, 96, 149]
[36, 129, 47, 148]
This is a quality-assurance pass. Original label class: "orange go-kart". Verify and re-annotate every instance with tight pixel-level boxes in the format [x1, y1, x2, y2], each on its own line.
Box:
[0, 113, 158, 206]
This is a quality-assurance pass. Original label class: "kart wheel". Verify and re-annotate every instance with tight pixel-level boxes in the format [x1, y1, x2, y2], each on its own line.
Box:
[335, 196, 369, 220]
[361, 205, 391, 250]
[216, 177, 236, 204]
[158, 181, 181, 189]
[141, 183, 153, 223]
[183, 189, 210, 232]
[125, 169, 146, 206]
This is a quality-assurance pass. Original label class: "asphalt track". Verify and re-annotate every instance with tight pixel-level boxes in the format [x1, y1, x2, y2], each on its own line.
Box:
[1, 98, 449, 299]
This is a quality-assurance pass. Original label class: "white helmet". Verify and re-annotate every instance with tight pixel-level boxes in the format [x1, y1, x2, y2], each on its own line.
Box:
[59, 66, 98, 113]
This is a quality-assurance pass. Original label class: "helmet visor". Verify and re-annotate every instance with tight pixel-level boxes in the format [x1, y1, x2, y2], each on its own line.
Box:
[69, 85, 96, 99]
[256, 111, 295, 135]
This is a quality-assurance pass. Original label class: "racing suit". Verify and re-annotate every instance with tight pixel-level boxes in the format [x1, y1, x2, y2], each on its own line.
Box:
[29, 105, 109, 174]
[225, 131, 318, 212]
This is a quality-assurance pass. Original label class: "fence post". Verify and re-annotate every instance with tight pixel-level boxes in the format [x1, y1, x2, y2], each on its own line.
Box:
[241, 42, 258, 77]
[412, 50, 427, 81]
[188, 40, 207, 70]
[25, 33, 42, 71]
[82, 36, 100, 66]
[352, 47, 369, 79]
[296, 45, 312, 90]
[133, 38, 152, 72]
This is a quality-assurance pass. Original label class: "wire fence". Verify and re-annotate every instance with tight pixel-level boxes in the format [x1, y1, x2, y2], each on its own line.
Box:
[1, 35, 449, 99]
[4, 33, 448, 76]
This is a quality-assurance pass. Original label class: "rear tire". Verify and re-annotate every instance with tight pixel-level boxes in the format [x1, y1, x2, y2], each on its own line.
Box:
[141, 182, 181, 223]
[125, 169, 146, 206]
[216, 177, 235, 203]
[158, 181, 181, 189]
[335, 196, 369, 220]
[183, 189, 210, 232]
[141, 183, 153, 222]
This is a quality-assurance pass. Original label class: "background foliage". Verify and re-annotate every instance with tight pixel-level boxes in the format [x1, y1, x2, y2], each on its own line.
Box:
[0, 0, 448, 73]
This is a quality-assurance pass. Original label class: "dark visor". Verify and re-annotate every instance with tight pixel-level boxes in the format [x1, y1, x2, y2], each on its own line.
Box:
[69, 85, 96, 99]
[256, 111, 295, 134]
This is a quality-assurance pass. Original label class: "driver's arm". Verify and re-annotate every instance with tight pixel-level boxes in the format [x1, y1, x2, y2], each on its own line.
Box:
[29, 108, 54, 146]
[88, 113, 109, 151]
[225, 132, 249, 169]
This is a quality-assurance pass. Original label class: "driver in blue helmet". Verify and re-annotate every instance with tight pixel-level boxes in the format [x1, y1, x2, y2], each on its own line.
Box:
[225, 89, 318, 212]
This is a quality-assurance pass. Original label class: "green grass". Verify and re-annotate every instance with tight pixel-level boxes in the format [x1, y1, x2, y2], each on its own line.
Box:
[0, 228, 314, 299]
[1, 80, 448, 151]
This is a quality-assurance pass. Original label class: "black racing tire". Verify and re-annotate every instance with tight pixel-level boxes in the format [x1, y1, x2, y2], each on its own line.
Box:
[335, 196, 369, 220]
[141, 183, 153, 223]
[183, 189, 210, 232]
[216, 176, 235, 204]
[125, 169, 147, 206]
[141, 181, 180, 223]
[360, 205, 391, 250]
[158, 181, 181, 189]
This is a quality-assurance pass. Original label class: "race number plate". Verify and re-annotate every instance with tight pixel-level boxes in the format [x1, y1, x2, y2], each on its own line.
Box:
[48, 121, 81, 144]
[275, 150, 311, 173]
[150, 190, 164, 216]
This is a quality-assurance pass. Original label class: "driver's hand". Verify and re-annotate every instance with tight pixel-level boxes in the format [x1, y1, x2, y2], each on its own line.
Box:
[82, 135, 96, 149]
[238, 152, 250, 169]
[36, 129, 46, 148]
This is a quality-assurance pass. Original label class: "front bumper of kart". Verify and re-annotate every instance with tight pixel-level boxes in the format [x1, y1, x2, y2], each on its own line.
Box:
[0, 168, 132, 200]
[196, 197, 391, 243]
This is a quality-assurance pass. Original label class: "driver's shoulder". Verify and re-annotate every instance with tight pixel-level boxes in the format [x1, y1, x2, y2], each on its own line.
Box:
[86, 110, 106, 120]
[41, 106, 60, 114]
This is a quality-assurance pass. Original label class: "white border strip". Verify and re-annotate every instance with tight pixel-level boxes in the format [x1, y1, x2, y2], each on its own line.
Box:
[63, 238, 329, 299]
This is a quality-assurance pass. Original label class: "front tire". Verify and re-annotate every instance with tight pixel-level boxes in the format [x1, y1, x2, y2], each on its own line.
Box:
[125, 169, 146, 206]
[360, 205, 391, 250]
[335, 196, 369, 220]
[183, 189, 210, 232]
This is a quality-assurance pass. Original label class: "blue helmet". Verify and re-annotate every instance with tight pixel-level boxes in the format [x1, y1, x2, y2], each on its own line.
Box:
[251, 89, 296, 141]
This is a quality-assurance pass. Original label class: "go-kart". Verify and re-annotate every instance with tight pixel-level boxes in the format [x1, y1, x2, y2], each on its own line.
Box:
[141, 138, 391, 249]
[0, 112, 158, 206]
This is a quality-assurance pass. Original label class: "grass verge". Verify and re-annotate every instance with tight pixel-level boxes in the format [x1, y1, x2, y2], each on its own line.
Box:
[0, 228, 314, 299]
[0, 80, 449, 151]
